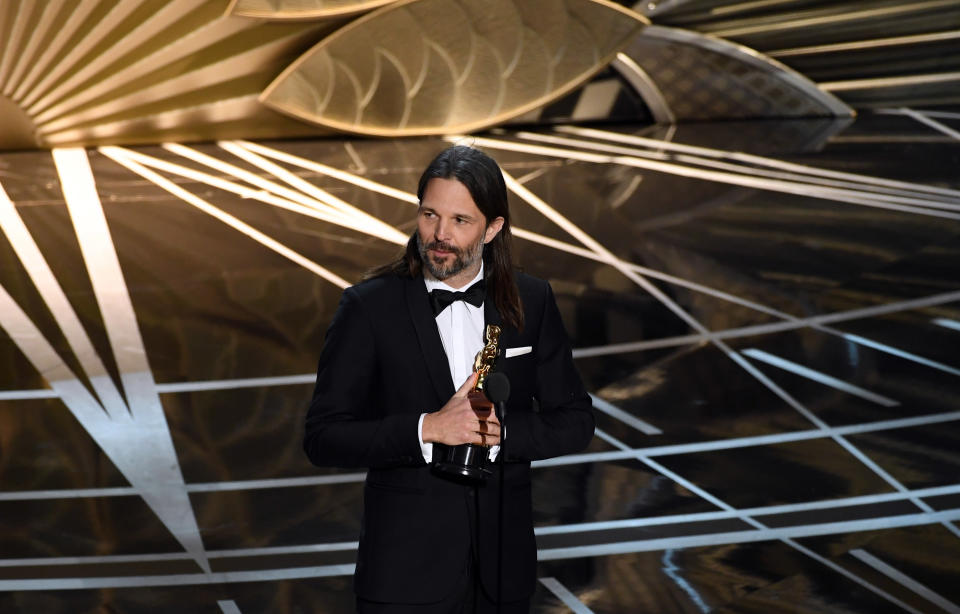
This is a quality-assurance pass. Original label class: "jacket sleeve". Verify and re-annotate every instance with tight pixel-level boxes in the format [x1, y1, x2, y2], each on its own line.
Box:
[505, 281, 595, 461]
[303, 287, 426, 469]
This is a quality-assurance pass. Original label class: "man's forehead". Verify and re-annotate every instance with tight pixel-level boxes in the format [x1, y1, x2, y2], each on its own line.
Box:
[420, 178, 483, 217]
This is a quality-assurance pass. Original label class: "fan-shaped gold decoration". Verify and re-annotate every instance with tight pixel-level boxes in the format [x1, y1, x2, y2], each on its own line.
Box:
[226, 0, 399, 20]
[260, 0, 648, 136]
[0, 0, 335, 150]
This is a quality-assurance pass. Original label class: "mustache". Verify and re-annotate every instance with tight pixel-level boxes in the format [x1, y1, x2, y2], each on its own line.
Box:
[424, 240, 461, 254]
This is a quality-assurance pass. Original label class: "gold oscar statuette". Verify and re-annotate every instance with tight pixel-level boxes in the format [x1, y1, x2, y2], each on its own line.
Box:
[433, 324, 501, 480]
[467, 324, 501, 442]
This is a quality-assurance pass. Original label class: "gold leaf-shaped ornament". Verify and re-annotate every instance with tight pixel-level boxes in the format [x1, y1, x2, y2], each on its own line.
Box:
[261, 0, 648, 136]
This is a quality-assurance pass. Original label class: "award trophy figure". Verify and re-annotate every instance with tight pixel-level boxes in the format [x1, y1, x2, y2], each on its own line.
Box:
[433, 324, 501, 480]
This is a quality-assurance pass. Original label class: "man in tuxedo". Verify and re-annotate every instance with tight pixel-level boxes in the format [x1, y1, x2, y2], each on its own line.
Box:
[305, 145, 594, 613]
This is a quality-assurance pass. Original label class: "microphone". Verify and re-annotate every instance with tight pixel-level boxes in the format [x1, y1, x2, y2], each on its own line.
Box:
[483, 372, 510, 405]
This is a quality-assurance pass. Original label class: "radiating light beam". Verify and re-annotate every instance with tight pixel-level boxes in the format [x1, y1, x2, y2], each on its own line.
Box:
[837, 331, 960, 378]
[897, 108, 960, 142]
[457, 135, 960, 220]
[217, 600, 243, 614]
[0, 564, 358, 591]
[511, 228, 960, 379]
[100, 146, 401, 246]
[99, 147, 350, 289]
[0, 283, 110, 426]
[536, 481, 960, 536]
[590, 393, 662, 435]
[553, 125, 960, 200]
[215, 140, 407, 243]
[889, 109, 960, 120]
[538, 408, 960, 467]
[590, 429, 927, 614]
[7, 482, 960, 568]
[53, 147, 210, 573]
[742, 348, 900, 406]
[495, 161, 960, 545]
[573, 291, 960, 357]
[518, 130, 960, 210]
[851, 549, 960, 614]
[155, 373, 315, 393]
[934, 318, 960, 332]
[228, 140, 420, 205]
[220, 144, 953, 388]
[1, 403, 957, 502]
[539, 578, 595, 613]
[0, 389, 58, 400]
[0, 181, 128, 419]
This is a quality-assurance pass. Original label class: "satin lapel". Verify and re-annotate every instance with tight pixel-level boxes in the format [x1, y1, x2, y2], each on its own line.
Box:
[405, 276, 455, 403]
[484, 286, 509, 374]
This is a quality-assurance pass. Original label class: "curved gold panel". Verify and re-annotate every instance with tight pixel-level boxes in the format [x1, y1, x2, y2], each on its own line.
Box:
[614, 26, 853, 122]
[226, 0, 398, 21]
[260, 0, 648, 136]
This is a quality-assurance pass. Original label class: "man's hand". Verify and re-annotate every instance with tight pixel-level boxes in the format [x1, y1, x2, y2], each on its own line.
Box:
[422, 373, 501, 447]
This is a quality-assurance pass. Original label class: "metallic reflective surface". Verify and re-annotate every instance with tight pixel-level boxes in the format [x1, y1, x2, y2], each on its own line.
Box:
[650, 0, 960, 110]
[261, 0, 648, 135]
[0, 0, 334, 150]
[6, 1, 956, 151]
[226, 0, 398, 20]
[617, 25, 852, 121]
[0, 111, 959, 611]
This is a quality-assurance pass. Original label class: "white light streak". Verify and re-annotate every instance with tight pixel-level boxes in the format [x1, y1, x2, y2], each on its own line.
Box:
[551, 125, 960, 201]
[218, 601, 243, 614]
[53, 147, 210, 573]
[851, 549, 960, 614]
[590, 393, 662, 435]
[100, 146, 402, 245]
[99, 147, 350, 289]
[0, 181, 126, 418]
[934, 318, 960, 332]
[742, 348, 900, 406]
[521, 130, 960, 210]
[228, 140, 420, 205]
[498, 159, 960, 546]
[897, 108, 960, 141]
[456, 135, 960, 220]
[539, 578, 595, 613]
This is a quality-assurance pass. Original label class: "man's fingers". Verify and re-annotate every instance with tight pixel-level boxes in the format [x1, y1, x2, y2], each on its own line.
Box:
[478, 420, 500, 436]
[454, 372, 478, 397]
[477, 432, 500, 446]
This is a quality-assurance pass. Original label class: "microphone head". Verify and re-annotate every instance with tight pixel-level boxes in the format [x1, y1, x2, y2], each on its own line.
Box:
[483, 372, 510, 403]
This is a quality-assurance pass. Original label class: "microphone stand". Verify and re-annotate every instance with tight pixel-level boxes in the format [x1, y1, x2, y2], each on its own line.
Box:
[483, 373, 510, 614]
[496, 394, 506, 614]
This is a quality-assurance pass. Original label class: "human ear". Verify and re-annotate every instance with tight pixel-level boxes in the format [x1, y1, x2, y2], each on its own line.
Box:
[484, 216, 505, 243]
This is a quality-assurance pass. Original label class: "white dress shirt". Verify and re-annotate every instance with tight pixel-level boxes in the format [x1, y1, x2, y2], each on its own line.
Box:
[418, 264, 500, 462]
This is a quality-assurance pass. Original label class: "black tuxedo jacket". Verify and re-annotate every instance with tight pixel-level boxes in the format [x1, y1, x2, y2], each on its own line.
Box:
[304, 271, 594, 604]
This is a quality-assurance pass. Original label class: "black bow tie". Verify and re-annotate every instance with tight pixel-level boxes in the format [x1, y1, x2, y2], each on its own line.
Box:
[429, 280, 485, 315]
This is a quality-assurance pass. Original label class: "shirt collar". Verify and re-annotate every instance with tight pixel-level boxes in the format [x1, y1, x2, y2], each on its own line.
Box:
[423, 262, 484, 293]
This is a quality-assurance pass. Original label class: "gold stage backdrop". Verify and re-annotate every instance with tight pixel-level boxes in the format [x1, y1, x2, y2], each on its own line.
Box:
[9, 0, 960, 150]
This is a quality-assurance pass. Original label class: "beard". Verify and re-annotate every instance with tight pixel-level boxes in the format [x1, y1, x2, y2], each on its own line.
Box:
[417, 233, 485, 281]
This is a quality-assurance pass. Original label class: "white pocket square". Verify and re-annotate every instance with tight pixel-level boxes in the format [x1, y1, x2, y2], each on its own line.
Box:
[505, 346, 532, 358]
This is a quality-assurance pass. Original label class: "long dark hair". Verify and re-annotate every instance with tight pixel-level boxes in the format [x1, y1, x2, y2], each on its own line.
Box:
[365, 145, 524, 330]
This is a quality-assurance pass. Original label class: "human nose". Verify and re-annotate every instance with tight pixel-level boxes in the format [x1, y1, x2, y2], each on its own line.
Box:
[434, 217, 453, 241]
